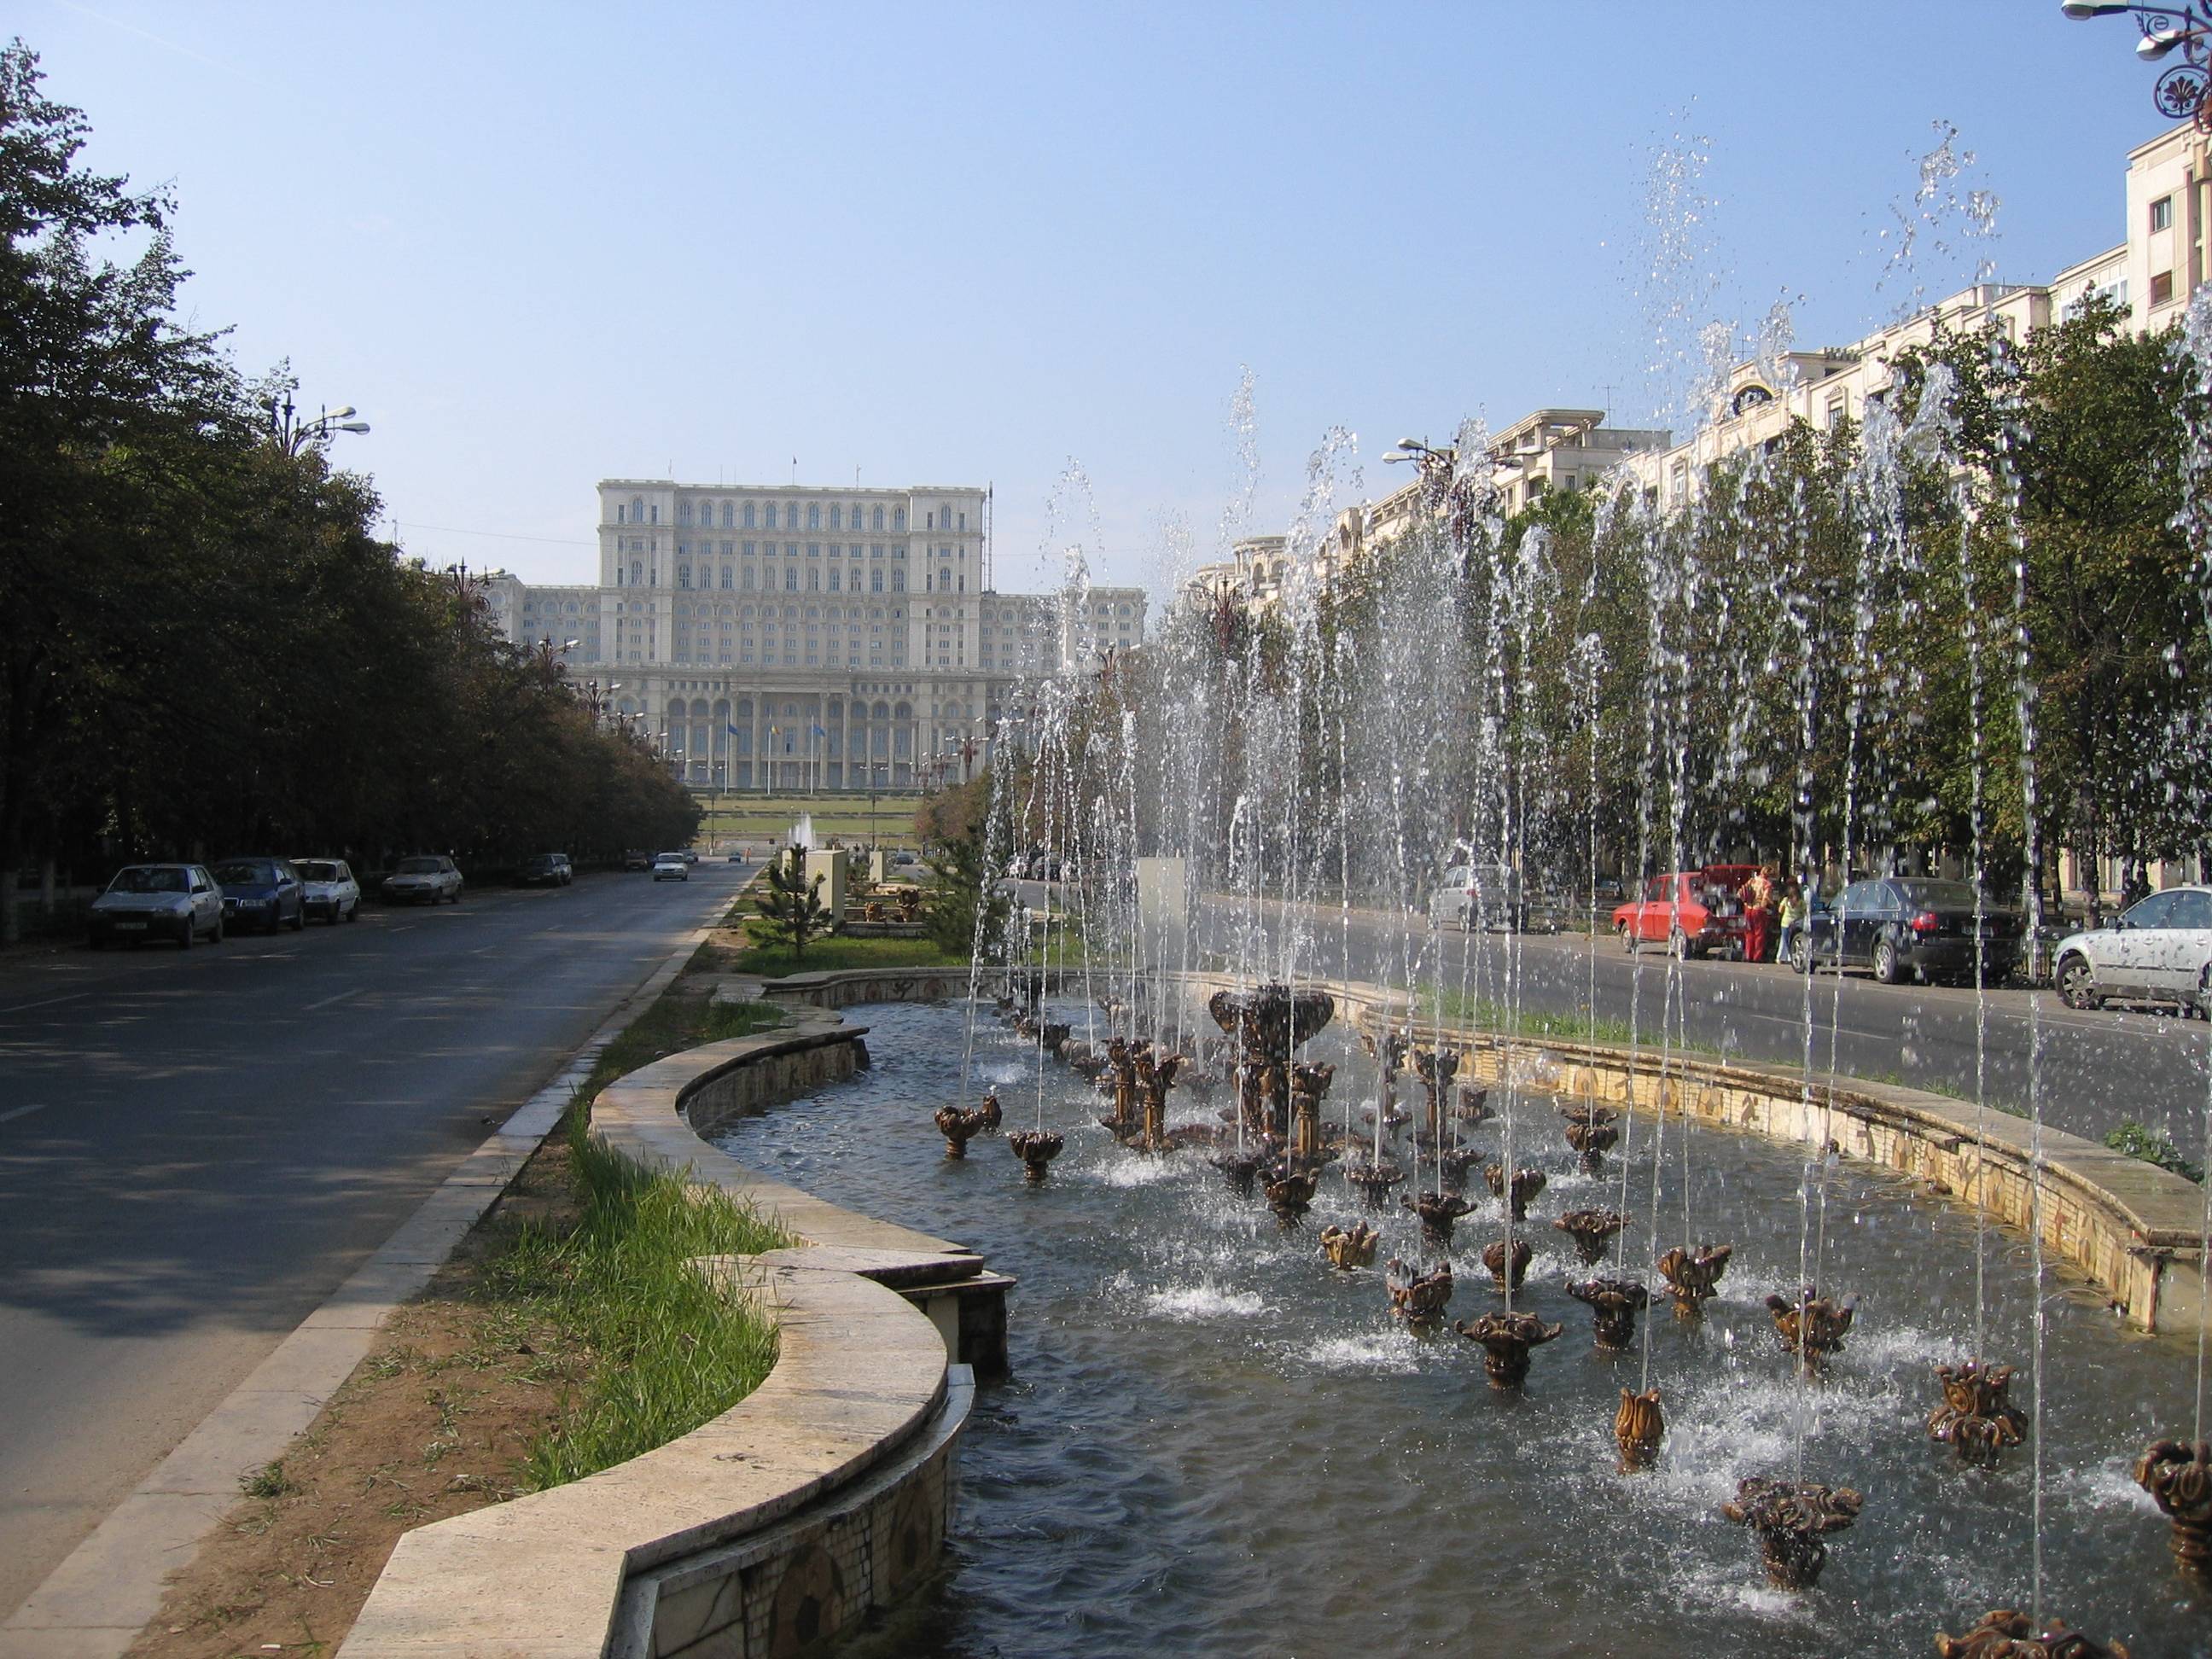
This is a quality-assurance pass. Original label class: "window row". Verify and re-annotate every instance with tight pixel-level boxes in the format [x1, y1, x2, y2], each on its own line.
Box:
[629, 498, 914, 532]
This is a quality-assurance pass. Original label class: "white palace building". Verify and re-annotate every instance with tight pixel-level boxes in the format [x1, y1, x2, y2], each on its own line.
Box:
[479, 479, 1146, 792]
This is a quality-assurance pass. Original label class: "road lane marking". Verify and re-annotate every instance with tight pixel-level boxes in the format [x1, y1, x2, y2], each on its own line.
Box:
[301, 988, 358, 1012]
[0, 992, 86, 1016]
[0, 1103, 49, 1125]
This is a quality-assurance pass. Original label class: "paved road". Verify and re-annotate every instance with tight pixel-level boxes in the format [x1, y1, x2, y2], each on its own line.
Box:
[0, 862, 748, 1621]
[1182, 899, 2212, 1150]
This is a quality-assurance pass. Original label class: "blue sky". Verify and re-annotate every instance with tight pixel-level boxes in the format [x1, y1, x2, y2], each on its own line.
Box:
[20, 1, 2165, 595]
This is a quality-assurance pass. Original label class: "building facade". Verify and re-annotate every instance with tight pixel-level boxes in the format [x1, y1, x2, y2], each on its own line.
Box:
[485, 480, 1146, 790]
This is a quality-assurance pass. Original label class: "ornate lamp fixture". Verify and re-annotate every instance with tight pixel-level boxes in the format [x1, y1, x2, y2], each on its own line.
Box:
[2062, 3, 2212, 128]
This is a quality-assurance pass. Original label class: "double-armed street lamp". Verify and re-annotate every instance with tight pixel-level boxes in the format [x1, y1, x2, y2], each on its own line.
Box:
[2063, 2, 2212, 125]
[266, 393, 371, 456]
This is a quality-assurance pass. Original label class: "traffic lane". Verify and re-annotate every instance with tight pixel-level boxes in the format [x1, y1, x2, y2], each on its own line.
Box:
[1194, 904, 2208, 1145]
[0, 865, 739, 1618]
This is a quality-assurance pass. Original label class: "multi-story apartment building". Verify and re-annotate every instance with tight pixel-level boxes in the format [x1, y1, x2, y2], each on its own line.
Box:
[485, 480, 1146, 791]
[1632, 121, 2207, 509]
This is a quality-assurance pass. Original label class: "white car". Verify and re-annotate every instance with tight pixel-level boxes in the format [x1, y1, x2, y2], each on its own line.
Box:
[88, 864, 225, 948]
[1428, 863, 1531, 932]
[2052, 885, 2212, 1013]
[653, 853, 689, 882]
[293, 858, 362, 924]
[382, 855, 463, 905]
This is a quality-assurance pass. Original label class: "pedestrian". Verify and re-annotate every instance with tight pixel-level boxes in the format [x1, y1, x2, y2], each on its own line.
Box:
[1738, 864, 1777, 963]
[1777, 883, 1804, 966]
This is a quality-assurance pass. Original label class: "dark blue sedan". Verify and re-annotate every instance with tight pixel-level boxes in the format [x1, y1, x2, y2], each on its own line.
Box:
[210, 856, 306, 934]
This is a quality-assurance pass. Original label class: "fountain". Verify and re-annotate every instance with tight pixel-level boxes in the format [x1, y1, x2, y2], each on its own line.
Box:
[2133, 1440, 2212, 1578]
[934, 1103, 991, 1159]
[1132, 1044, 1190, 1153]
[1097, 1037, 1139, 1138]
[1557, 1101, 1620, 1173]
[1926, 1361, 2029, 1469]
[1482, 1162, 1547, 1223]
[1655, 1242, 1732, 1317]
[1384, 1256, 1452, 1327]
[1455, 1311, 1563, 1391]
[1318, 1220, 1379, 1271]
[1408, 1045, 1459, 1149]
[1453, 1084, 1493, 1127]
[1567, 1277, 1650, 1352]
[1934, 1610, 2131, 1658]
[1007, 1128, 1063, 1184]
[1552, 1208, 1627, 1266]
[1403, 1188, 1474, 1249]
[1614, 1387, 1665, 1473]
[1208, 985, 1336, 1140]
[1766, 1287, 1856, 1366]
[1479, 1237, 1532, 1295]
[1260, 1159, 1318, 1226]
[1723, 1479, 1864, 1591]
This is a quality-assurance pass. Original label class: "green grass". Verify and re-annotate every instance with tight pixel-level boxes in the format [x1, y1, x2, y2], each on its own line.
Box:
[691, 795, 924, 848]
[727, 926, 969, 977]
[492, 1109, 791, 1488]
[581, 992, 785, 1103]
[2106, 1119, 2205, 1184]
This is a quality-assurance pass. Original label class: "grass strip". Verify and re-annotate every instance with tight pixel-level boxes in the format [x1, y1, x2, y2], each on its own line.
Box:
[492, 1108, 790, 1488]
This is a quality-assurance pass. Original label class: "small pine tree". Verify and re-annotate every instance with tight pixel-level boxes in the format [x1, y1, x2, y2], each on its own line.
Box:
[927, 831, 1009, 958]
[753, 852, 830, 960]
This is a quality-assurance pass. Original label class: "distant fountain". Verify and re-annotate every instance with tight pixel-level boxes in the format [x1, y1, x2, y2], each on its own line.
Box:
[1008, 1128, 1063, 1184]
[1766, 1287, 1856, 1367]
[1614, 1388, 1664, 1472]
[1483, 1162, 1546, 1223]
[1552, 1208, 1626, 1266]
[1318, 1220, 1379, 1271]
[1567, 1278, 1650, 1351]
[1385, 1257, 1453, 1327]
[1656, 1243, 1732, 1318]
[2134, 1439, 2212, 1577]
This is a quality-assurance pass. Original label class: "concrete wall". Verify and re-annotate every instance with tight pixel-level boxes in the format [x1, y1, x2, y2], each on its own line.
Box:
[342, 998, 1014, 1658]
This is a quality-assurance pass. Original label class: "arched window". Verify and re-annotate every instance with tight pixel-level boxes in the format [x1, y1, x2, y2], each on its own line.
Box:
[891, 569, 905, 592]
[631, 496, 645, 522]
[743, 501, 757, 528]
[872, 505, 885, 530]
[721, 501, 735, 528]
[631, 561, 643, 585]
[720, 565, 732, 589]
[807, 503, 821, 529]
[870, 568, 883, 592]
[678, 502, 692, 526]
[830, 504, 842, 529]
[678, 565, 690, 588]
[892, 506, 905, 530]
[784, 503, 799, 529]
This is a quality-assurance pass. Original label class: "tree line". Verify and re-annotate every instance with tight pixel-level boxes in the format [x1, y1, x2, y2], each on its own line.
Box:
[1019, 293, 2209, 916]
[0, 41, 696, 935]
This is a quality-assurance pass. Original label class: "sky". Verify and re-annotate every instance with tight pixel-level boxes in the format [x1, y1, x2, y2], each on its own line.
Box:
[17, 1, 2168, 597]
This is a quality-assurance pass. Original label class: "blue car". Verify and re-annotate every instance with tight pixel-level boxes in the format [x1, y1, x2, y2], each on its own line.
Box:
[210, 856, 306, 934]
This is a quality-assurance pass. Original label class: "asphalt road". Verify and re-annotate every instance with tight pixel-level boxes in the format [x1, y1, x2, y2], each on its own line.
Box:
[1186, 899, 2212, 1150]
[0, 861, 748, 1621]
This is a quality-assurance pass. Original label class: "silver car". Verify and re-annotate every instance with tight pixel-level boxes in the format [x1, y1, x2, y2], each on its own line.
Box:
[2052, 885, 2212, 1013]
[1428, 863, 1531, 932]
[294, 858, 363, 923]
[382, 855, 463, 905]
[652, 853, 689, 882]
[88, 864, 224, 949]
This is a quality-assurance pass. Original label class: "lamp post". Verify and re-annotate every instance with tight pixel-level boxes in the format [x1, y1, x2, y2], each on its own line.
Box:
[2062, 2, 2212, 125]
[265, 393, 370, 456]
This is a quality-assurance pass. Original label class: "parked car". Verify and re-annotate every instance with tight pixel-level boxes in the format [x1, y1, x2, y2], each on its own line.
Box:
[624, 849, 655, 872]
[88, 863, 224, 948]
[1790, 877, 2021, 985]
[653, 853, 690, 882]
[514, 853, 573, 888]
[211, 857, 306, 934]
[2052, 884, 2212, 1013]
[681, 849, 699, 865]
[1612, 865, 1759, 958]
[382, 855, 463, 905]
[1429, 863, 1529, 932]
[293, 858, 362, 924]
[893, 849, 919, 868]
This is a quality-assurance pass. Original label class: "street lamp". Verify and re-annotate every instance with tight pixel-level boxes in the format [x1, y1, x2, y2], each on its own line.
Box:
[266, 393, 371, 456]
[2063, 1, 2212, 125]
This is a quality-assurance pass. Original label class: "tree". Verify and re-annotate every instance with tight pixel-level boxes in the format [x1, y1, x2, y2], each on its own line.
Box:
[752, 852, 830, 960]
[925, 830, 1009, 958]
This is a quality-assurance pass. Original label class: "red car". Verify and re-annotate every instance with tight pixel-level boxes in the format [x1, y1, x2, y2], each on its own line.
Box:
[1612, 865, 1761, 958]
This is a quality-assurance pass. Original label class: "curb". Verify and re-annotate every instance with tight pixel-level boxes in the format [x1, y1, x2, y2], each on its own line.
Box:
[0, 911, 729, 1659]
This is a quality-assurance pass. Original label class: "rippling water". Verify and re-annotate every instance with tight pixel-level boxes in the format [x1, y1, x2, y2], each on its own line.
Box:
[709, 1003, 2206, 1656]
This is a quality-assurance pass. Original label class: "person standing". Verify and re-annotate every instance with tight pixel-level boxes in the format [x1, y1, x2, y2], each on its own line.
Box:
[1739, 864, 1778, 963]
